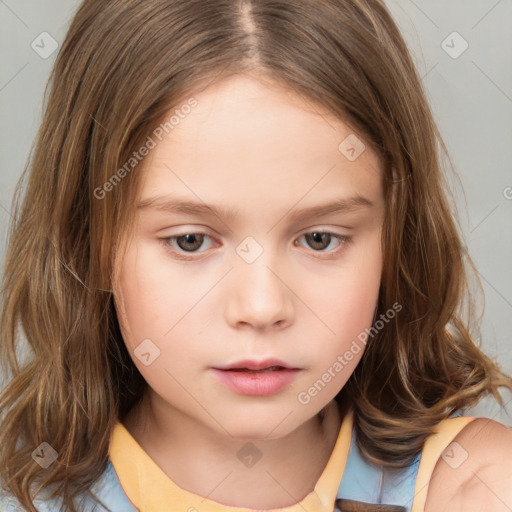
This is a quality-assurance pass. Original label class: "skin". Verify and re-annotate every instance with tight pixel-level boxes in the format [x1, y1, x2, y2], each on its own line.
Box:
[425, 417, 512, 511]
[113, 73, 512, 509]
[114, 73, 385, 509]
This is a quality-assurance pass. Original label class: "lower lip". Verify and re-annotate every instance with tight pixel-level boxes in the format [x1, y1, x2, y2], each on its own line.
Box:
[212, 368, 300, 396]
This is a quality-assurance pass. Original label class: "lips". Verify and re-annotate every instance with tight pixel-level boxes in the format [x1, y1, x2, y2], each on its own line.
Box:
[213, 358, 297, 372]
[212, 362, 300, 396]
[229, 366, 283, 372]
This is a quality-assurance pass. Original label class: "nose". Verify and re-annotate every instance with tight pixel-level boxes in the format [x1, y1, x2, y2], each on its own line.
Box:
[224, 254, 294, 331]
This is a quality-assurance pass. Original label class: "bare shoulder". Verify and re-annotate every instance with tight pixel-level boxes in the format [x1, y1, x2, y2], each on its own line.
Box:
[425, 417, 512, 511]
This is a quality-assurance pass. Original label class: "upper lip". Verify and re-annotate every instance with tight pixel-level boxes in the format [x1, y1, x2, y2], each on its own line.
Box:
[213, 358, 298, 371]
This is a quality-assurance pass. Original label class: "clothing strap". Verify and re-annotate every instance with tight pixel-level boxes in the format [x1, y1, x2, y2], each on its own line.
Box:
[411, 415, 475, 511]
[337, 413, 475, 512]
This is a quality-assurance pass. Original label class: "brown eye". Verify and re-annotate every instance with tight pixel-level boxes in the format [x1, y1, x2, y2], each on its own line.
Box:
[161, 233, 215, 256]
[304, 232, 332, 250]
[175, 233, 205, 252]
[296, 231, 351, 252]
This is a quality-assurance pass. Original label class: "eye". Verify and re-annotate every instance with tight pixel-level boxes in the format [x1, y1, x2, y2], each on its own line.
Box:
[160, 230, 352, 260]
[161, 233, 215, 255]
[294, 231, 352, 253]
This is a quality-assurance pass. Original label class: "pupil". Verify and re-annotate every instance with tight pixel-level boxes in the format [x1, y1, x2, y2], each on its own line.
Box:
[307, 232, 329, 250]
[178, 234, 203, 251]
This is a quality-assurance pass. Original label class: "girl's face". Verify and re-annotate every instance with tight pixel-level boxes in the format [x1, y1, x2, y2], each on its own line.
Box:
[114, 74, 385, 439]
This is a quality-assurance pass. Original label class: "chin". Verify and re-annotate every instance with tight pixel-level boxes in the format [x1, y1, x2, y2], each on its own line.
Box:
[226, 425, 291, 441]
[211, 412, 308, 442]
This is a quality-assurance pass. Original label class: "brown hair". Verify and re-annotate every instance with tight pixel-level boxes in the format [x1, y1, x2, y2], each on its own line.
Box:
[1, 0, 511, 510]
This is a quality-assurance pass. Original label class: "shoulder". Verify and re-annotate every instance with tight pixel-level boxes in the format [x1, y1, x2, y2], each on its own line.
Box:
[425, 417, 512, 511]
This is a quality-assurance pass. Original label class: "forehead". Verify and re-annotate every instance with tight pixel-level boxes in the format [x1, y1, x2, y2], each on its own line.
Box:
[138, 74, 383, 216]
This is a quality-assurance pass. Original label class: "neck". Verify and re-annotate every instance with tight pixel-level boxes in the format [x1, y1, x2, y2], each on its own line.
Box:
[123, 394, 344, 509]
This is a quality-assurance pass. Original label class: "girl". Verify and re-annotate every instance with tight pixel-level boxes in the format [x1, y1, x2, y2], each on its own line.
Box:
[1, 1, 511, 511]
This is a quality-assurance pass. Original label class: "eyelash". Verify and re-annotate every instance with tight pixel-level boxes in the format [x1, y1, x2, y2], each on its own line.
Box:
[159, 231, 353, 260]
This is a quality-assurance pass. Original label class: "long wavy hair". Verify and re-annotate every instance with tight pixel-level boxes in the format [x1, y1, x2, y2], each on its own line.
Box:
[1, 0, 511, 510]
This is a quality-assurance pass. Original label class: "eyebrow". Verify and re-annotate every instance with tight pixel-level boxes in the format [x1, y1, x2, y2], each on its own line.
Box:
[137, 194, 374, 223]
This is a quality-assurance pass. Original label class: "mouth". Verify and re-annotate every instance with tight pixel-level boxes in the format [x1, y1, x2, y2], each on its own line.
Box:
[211, 363, 301, 396]
[223, 366, 288, 373]
[213, 359, 300, 372]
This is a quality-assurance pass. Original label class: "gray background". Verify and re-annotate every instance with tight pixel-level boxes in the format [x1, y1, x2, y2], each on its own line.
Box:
[1, 1, 511, 423]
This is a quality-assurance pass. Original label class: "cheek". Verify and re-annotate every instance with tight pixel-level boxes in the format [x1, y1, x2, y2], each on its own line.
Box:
[309, 234, 381, 335]
[297, 235, 382, 381]
[113, 245, 198, 393]
[114, 243, 186, 349]
[114, 243, 223, 392]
